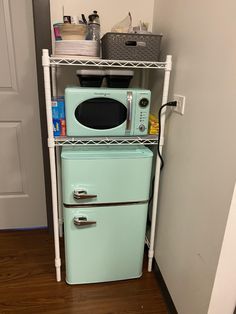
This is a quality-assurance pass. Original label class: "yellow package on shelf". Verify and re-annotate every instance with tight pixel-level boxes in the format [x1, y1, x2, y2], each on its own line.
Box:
[149, 114, 159, 135]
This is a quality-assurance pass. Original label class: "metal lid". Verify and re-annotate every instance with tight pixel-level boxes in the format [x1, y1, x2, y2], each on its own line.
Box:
[88, 10, 100, 25]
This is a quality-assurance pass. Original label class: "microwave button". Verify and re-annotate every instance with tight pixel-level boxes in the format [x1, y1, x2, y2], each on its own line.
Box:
[139, 124, 146, 132]
[139, 98, 149, 108]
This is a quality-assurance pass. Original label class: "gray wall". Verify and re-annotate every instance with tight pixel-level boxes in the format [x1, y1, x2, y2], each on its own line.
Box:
[152, 1, 236, 313]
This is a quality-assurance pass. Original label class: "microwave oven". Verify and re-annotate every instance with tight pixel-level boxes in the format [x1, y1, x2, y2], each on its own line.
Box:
[65, 87, 151, 136]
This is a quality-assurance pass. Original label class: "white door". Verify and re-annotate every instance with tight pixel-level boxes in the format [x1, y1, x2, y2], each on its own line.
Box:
[0, 0, 47, 229]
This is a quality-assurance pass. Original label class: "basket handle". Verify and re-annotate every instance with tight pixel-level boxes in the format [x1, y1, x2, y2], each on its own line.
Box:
[125, 40, 137, 46]
[125, 40, 146, 47]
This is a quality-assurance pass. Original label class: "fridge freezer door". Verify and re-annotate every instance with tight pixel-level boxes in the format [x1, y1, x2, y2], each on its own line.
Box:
[64, 202, 148, 284]
[61, 146, 153, 205]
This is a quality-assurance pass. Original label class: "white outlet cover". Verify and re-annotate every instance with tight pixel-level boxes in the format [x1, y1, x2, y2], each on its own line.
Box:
[173, 94, 186, 115]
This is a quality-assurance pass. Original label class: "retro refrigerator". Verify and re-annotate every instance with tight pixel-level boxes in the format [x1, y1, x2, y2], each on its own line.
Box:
[61, 145, 153, 284]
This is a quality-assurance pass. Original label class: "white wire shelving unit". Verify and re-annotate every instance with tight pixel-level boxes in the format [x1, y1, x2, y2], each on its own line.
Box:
[54, 135, 159, 146]
[42, 49, 172, 282]
[50, 55, 167, 69]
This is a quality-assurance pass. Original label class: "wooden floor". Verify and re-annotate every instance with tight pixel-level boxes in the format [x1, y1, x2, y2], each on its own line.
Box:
[0, 229, 168, 314]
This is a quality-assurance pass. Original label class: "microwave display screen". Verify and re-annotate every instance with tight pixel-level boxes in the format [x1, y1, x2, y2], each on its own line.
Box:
[75, 98, 127, 130]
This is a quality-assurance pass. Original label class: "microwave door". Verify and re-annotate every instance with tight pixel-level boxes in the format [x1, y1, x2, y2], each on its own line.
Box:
[74, 97, 128, 136]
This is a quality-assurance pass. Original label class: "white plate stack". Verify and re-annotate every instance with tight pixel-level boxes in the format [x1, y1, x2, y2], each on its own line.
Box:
[55, 40, 100, 58]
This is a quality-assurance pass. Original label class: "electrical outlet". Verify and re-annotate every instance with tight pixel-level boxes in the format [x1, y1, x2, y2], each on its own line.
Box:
[173, 94, 186, 115]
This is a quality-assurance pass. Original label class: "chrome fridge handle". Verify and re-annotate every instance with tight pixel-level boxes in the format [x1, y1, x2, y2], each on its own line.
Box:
[73, 217, 96, 227]
[126, 91, 133, 131]
[73, 190, 97, 200]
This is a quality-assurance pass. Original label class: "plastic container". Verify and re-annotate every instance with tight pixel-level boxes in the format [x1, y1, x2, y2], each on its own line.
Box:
[76, 69, 105, 87]
[101, 32, 163, 61]
[105, 70, 134, 88]
[53, 23, 87, 40]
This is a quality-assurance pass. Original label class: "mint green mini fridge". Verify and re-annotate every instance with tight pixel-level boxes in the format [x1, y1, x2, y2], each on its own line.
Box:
[61, 146, 153, 284]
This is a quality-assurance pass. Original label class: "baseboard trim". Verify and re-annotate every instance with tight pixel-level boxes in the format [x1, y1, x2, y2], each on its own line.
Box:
[152, 258, 178, 314]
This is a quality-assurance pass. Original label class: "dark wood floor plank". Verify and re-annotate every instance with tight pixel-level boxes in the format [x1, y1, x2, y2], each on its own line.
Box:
[0, 230, 168, 314]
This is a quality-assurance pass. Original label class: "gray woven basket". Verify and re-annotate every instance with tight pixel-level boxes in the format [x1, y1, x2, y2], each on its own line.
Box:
[101, 32, 162, 61]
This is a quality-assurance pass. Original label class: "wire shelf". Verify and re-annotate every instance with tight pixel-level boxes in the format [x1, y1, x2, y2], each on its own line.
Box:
[54, 136, 159, 146]
[49, 56, 167, 69]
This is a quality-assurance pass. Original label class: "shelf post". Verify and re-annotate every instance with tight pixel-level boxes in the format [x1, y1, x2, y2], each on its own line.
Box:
[51, 63, 63, 238]
[148, 55, 172, 272]
[42, 49, 61, 281]
[56, 146, 63, 238]
[51, 65, 57, 97]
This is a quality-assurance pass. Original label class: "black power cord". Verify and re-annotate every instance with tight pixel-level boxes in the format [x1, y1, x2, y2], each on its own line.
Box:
[148, 101, 177, 208]
[158, 101, 177, 171]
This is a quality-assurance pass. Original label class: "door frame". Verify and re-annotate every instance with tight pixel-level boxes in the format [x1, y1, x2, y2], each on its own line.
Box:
[32, 0, 52, 230]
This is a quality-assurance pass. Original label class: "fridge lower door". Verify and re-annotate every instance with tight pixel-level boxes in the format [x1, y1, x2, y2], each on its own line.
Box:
[64, 202, 148, 284]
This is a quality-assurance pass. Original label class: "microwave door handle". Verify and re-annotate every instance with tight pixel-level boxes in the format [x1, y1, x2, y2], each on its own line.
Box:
[126, 92, 133, 131]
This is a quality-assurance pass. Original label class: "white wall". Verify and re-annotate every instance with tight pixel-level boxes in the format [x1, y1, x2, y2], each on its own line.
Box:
[152, 1, 236, 313]
[50, 0, 154, 35]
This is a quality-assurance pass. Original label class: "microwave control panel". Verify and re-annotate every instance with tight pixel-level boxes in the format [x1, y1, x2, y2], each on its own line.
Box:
[133, 92, 151, 135]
